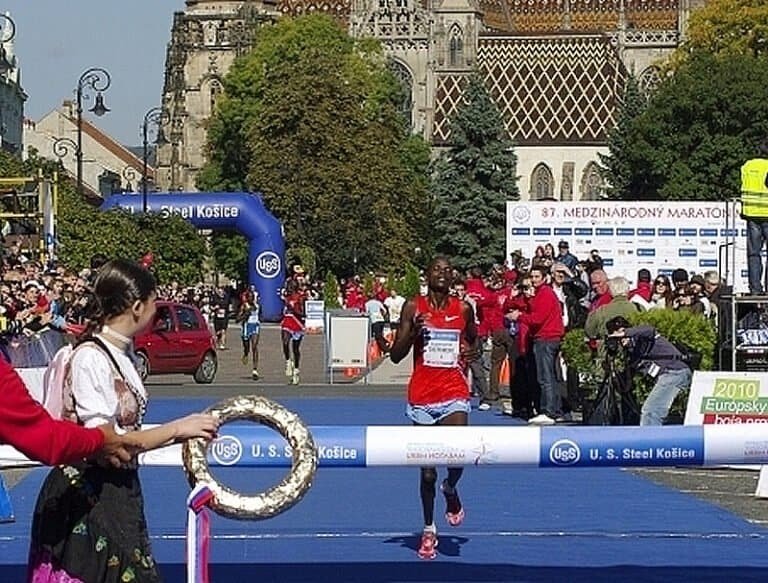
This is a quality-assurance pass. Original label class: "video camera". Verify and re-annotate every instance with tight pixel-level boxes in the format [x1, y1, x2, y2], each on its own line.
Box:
[604, 335, 624, 357]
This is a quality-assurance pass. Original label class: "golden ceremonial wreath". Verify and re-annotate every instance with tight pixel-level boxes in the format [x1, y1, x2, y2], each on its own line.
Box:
[182, 395, 318, 520]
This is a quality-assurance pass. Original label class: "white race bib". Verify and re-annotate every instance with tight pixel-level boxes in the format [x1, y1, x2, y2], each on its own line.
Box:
[423, 328, 461, 368]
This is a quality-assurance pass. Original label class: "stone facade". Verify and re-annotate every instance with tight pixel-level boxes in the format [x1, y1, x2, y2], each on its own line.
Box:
[0, 15, 25, 155]
[23, 102, 146, 198]
[157, 0, 703, 199]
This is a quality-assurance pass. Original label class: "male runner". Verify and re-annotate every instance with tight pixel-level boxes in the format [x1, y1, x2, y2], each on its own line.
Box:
[390, 256, 478, 560]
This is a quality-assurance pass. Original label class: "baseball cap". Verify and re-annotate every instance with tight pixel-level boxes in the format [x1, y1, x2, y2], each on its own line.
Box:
[606, 316, 631, 334]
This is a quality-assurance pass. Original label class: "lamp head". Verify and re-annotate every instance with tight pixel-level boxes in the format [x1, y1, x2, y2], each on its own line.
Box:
[90, 93, 110, 117]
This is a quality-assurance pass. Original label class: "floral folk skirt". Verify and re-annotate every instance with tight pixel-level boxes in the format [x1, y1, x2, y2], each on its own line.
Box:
[27, 464, 161, 583]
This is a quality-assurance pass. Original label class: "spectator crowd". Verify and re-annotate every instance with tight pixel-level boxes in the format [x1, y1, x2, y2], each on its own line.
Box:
[1, 239, 721, 427]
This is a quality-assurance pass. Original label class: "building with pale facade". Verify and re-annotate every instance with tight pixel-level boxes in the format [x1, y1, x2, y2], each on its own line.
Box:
[157, 0, 706, 200]
[23, 102, 149, 198]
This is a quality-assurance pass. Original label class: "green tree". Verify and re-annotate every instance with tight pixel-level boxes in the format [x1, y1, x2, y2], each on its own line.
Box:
[55, 184, 207, 285]
[0, 150, 208, 283]
[323, 272, 341, 309]
[210, 232, 249, 283]
[399, 262, 421, 300]
[606, 53, 768, 201]
[598, 74, 648, 199]
[430, 75, 519, 271]
[199, 15, 432, 276]
[671, 0, 768, 66]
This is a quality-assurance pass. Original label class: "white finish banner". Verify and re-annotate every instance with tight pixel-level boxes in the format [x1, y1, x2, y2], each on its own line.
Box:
[506, 201, 747, 290]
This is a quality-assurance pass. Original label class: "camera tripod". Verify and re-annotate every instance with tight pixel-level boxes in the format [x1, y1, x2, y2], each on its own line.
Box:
[586, 352, 641, 426]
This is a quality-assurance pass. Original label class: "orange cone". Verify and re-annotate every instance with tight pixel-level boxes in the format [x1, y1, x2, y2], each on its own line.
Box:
[368, 340, 380, 362]
[500, 359, 510, 384]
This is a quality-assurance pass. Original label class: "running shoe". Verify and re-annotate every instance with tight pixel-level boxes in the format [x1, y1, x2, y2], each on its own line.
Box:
[417, 530, 438, 560]
[441, 480, 464, 526]
[291, 369, 300, 385]
[251, 369, 260, 381]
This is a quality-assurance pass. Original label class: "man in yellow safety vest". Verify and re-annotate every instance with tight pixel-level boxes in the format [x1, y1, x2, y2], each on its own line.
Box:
[741, 151, 768, 294]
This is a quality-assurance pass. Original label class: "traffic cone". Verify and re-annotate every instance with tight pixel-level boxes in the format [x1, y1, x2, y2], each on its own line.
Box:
[500, 359, 510, 385]
[368, 340, 381, 362]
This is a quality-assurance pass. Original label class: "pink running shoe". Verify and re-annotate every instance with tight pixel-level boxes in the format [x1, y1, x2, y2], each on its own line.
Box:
[442, 480, 464, 527]
[417, 530, 438, 560]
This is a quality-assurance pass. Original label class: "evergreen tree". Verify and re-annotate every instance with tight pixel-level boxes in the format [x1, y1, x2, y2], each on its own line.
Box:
[323, 272, 341, 309]
[430, 75, 518, 271]
[598, 74, 648, 199]
[399, 262, 421, 300]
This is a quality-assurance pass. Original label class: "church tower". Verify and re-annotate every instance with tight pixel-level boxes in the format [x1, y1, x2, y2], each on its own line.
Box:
[156, 1, 278, 192]
[429, 0, 483, 143]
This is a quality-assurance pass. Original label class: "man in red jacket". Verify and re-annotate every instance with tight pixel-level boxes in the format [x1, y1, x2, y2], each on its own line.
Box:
[507, 265, 565, 425]
[0, 359, 132, 466]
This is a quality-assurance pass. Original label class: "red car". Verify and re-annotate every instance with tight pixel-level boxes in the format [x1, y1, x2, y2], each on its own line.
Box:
[134, 301, 218, 383]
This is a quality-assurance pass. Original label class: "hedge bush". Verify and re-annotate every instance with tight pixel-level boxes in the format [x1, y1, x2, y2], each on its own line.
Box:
[562, 309, 717, 417]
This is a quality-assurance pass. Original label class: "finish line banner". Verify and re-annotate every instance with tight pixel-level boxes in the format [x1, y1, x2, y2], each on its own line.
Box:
[4, 425, 768, 470]
[506, 201, 747, 291]
[136, 424, 768, 469]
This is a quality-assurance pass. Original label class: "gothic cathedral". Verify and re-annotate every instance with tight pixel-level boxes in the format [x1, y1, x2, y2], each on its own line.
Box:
[156, 0, 705, 199]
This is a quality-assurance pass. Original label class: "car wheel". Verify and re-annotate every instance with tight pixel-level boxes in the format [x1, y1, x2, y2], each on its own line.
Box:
[135, 351, 149, 381]
[194, 351, 217, 384]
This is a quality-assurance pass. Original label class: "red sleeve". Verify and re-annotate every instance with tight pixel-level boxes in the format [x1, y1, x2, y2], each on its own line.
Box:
[0, 359, 104, 465]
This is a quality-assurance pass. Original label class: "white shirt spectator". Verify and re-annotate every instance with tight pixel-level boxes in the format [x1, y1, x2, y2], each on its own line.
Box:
[384, 293, 406, 324]
[365, 298, 386, 324]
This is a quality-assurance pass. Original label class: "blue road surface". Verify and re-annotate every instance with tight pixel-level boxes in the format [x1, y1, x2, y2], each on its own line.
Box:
[2, 397, 767, 582]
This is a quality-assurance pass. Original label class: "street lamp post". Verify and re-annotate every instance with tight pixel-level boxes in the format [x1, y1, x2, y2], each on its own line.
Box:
[75, 68, 111, 195]
[52, 136, 77, 160]
[141, 107, 168, 213]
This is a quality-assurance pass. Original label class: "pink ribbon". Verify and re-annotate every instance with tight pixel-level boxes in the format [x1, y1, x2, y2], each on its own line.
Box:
[186, 484, 214, 583]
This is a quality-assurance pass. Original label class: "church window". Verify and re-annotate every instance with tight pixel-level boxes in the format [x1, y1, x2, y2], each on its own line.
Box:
[209, 79, 222, 116]
[388, 59, 413, 130]
[638, 66, 662, 98]
[449, 25, 463, 67]
[581, 162, 605, 200]
[530, 163, 554, 200]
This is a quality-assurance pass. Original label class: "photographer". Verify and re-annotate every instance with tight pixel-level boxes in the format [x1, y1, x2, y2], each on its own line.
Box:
[605, 316, 692, 426]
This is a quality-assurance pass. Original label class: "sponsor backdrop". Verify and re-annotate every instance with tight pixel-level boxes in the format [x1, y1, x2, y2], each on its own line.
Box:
[506, 201, 747, 290]
[684, 371, 768, 491]
[685, 371, 768, 426]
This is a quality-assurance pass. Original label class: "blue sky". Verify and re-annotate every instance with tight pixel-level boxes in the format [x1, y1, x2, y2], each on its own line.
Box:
[4, 0, 185, 146]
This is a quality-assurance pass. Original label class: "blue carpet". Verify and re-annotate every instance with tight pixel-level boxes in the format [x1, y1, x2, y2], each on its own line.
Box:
[2, 397, 767, 582]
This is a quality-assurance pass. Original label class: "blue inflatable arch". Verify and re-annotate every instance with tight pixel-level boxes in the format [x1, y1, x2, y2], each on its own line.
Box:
[100, 192, 285, 322]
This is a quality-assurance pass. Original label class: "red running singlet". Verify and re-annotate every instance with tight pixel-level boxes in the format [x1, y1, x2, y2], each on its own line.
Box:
[407, 295, 470, 406]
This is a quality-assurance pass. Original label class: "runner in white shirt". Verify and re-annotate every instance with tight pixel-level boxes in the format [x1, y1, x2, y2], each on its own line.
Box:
[384, 289, 406, 342]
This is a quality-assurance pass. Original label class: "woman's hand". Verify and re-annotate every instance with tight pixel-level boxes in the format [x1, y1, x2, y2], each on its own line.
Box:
[171, 413, 220, 442]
